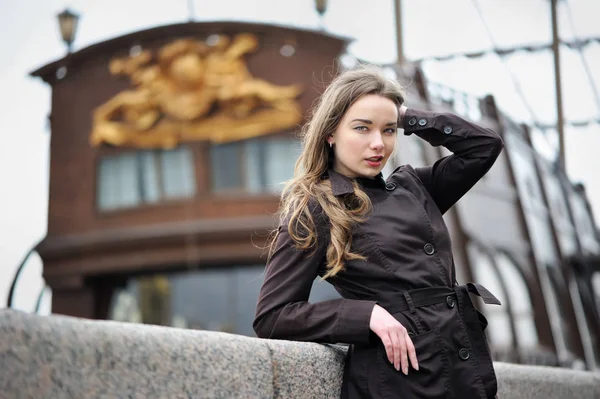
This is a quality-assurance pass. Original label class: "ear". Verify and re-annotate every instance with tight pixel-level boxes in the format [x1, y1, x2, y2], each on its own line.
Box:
[327, 135, 334, 146]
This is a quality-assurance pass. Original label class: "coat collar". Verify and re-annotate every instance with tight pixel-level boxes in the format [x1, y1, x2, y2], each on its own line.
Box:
[326, 169, 387, 196]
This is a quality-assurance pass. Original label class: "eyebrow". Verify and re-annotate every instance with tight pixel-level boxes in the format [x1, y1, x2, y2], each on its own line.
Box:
[351, 118, 397, 127]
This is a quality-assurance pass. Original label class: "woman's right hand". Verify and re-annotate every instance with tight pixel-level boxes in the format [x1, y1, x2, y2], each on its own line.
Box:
[369, 304, 419, 375]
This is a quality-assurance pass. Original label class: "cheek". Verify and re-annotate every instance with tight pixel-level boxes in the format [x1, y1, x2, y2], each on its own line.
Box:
[384, 136, 397, 154]
[339, 134, 367, 153]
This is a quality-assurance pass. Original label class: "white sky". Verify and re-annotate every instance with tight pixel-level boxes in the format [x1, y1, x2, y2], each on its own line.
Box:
[2, 0, 599, 312]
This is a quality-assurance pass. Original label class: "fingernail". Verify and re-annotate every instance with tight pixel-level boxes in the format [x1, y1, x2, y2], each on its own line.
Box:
[403, 367, 408, 375]
[416, 365, 419, 371]
[395, 365, 399, 371]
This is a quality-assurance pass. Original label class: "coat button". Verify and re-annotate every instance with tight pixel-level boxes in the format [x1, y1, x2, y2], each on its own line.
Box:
[446, 295, 456, 308]
[443, 126, 453, 134]
[408, 117, 417, 126]
[385, 182, 396, 191]
[459, 348, 470, 360]
[418, 118, 427, 126]
[423, 243, 435, 255]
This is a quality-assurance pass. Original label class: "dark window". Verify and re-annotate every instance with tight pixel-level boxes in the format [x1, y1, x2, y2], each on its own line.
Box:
[108, 265, 341, 337]
[210, 142, 243, 191]
[210, 136, 302, 194]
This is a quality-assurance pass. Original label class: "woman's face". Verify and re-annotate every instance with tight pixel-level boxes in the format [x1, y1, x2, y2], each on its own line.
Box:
[329, 94, 398, 179]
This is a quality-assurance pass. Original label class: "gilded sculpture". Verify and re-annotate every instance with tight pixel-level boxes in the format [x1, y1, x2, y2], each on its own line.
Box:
[90, 33, 303, 148]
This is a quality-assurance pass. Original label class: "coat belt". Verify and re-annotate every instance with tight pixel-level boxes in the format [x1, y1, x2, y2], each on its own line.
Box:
[375, 283, 501, 315]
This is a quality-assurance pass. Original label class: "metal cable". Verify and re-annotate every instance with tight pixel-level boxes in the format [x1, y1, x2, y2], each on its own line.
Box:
[470, 0, 542, 125]
[411, 37, 600, 63]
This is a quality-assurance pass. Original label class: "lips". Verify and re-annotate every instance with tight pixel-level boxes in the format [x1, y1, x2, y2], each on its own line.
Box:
[365, 156, 383, 167]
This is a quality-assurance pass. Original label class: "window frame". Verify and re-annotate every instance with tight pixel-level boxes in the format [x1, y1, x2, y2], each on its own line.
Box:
[94, 145, 198, 213]
[208, 133, 302, 197]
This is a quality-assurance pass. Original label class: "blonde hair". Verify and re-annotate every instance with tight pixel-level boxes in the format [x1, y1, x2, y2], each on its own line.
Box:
[270, 65, 406, 279]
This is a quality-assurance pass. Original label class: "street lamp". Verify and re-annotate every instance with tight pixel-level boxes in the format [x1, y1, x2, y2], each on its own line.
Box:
[315, 0, 328, 16]
[57, 8, 80, 53]
[315, 0, 328, 29]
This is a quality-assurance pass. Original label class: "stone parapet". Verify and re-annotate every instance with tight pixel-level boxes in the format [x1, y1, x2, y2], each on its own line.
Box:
[1, 309, 598, 398]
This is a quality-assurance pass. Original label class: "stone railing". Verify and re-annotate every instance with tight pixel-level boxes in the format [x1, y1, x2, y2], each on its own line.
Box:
[1, 309, 599, 398]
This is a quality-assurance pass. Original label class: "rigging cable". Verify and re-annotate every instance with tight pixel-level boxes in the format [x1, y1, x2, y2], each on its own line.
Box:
[469, 0, 541, 126]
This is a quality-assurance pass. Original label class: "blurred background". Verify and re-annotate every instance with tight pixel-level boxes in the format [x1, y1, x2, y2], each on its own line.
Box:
[2, 0, 600, 371]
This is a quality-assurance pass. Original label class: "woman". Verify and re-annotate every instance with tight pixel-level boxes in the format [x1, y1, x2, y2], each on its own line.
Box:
[253, 66, 504, 399]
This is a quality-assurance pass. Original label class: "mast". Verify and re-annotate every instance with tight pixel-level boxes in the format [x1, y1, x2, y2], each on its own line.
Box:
[394, 0, 404, 64]
[551, 0, 565, 164]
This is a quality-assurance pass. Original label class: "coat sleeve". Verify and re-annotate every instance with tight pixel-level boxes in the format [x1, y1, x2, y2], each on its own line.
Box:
[402, 108, 504, 214]
[253, 203, 377, 344]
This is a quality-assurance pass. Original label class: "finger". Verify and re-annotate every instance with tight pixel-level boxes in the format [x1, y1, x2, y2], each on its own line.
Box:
[388, 331, 401, 372]
[382, 336, 393, 365]
[405, 332, 419, 371]
[398, 332, 409, 375]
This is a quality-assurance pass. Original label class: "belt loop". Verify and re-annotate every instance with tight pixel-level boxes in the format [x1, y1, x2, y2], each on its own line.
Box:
[403, 292, 425, 334]
[403, 292, 416, 314]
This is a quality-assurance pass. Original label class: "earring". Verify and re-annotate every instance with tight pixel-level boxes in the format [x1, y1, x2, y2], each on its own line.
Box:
[329, 142, 333, 148]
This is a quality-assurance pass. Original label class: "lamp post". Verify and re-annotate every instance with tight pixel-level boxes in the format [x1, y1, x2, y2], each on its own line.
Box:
[187, 0, 195, 22]
[315, 0, 328, 30]
[57, 8, 80, 54]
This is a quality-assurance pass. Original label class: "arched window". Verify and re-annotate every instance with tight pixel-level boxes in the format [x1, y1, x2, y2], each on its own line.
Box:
[593, 272, 600, 309]
[547, 267, 587, 369]
[493, 253, 538, 349]
[397, 134, 428, 169]
[467, 243, 513, 349]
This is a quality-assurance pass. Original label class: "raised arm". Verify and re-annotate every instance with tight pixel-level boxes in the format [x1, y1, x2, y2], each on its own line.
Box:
[253, 204, 377, 344]
[402, 107, 504, 214]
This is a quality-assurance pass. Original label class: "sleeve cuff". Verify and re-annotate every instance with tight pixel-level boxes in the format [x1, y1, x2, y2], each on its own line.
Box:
[402, 108, 438, 135]
[335, 300, 377, 344]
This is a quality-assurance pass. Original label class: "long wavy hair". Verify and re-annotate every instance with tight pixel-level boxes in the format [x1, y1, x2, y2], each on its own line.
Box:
[269, 65, 406, 279]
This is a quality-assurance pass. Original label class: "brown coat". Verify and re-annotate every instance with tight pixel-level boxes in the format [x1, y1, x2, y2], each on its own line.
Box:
[253, 108, 504, 399]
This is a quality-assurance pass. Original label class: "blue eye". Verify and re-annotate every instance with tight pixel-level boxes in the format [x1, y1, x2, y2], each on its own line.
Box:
[384, 128, 397, 134]
[354, 126, 368, 131]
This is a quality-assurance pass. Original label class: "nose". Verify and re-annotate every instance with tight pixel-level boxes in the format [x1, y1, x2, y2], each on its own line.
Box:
[370, 131, 384, 151]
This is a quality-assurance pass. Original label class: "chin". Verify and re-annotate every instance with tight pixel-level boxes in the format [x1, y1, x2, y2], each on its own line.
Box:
[358, 168, 380, 178]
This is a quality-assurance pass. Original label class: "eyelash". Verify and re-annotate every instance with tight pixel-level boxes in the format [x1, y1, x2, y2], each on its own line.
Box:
[354, 126, 397, 134]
